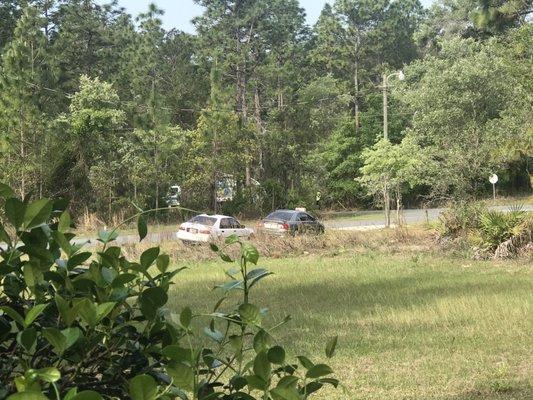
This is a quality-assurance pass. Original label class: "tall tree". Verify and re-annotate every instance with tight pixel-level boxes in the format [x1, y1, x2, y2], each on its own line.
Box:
[0, 6, 54, 197]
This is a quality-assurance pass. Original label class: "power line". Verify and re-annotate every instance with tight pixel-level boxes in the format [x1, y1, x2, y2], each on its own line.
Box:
[21, 78, 413, 122]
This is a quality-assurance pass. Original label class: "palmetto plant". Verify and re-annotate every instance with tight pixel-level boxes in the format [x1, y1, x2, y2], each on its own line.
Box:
[478, 205, 527, 250]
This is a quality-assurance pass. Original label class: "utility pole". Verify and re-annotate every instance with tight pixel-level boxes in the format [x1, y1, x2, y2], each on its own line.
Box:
[381, 71, 404, 227]
[383, 73, 388, 140]
[382, 71, 404, 140]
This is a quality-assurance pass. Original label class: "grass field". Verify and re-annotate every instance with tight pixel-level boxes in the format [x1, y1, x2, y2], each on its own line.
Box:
[166, 246, 533, 399]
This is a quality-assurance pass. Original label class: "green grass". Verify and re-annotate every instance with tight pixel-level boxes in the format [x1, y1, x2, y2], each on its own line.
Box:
[167, 251, 533, 400]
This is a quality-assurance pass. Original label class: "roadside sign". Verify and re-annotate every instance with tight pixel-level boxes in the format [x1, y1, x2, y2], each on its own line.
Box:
[489, 174, 498, 203]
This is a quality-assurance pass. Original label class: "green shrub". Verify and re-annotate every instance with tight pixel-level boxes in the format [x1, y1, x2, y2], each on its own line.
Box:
[0, 183, 338, 400]
[438, 201, 487, 238]
[477, 206, 528, 250]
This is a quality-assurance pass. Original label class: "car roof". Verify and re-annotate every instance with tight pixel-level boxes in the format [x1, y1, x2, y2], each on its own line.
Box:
[196, 214, 235, 219]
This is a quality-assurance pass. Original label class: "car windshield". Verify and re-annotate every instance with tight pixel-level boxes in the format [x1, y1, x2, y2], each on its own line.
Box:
[189, 215, 217, 226]
[265, 211, 294, 221]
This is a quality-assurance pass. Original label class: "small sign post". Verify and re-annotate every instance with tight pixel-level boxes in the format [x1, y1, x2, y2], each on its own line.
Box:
[489, 174, 498, 204]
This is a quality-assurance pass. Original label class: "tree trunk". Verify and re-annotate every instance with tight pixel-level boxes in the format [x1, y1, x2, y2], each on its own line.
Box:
[254, 85, 264, 173]
[383, 179, 391, 228]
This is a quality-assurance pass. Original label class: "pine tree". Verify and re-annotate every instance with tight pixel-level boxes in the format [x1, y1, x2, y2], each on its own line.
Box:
[0, 6, 54, 197]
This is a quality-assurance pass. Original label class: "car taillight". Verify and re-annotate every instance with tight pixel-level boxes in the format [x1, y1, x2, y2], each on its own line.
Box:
[281, 223, 289, 230]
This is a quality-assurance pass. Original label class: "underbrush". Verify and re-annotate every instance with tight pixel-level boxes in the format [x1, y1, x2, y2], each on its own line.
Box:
[438, 202, 533, 260]
[121, 228, 437, 264]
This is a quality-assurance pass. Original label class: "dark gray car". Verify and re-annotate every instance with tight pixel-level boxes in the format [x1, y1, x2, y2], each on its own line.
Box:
[259, 209, 325, 235]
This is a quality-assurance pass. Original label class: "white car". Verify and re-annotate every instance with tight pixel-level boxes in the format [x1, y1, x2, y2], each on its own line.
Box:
[177, 214, 254, 243]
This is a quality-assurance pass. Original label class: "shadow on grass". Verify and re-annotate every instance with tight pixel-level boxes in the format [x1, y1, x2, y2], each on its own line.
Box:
[442, 384, 533, 400]
[255, 271, 530, 316]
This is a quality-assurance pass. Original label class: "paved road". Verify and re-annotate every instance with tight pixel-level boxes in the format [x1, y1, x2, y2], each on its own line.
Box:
[2, 205, 531, 249]
[324, 205, 533, 230]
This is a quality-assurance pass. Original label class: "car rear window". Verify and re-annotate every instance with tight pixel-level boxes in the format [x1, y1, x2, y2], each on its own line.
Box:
[189, 216, 217, 226]
[265, 211, 294, 221]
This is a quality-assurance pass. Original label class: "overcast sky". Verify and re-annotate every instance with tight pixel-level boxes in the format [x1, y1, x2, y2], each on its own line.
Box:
[100, 0, 436, 33]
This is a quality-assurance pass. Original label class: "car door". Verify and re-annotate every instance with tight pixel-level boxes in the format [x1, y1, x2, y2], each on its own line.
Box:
[219, 218, 234, 238]
[230, 218, 249, 238]
[305, 213, 321, 232]
[296, 213, 311, 233]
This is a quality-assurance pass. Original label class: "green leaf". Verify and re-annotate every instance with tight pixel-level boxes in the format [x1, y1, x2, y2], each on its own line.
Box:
[0, 183, 15, 198]
[97, 230, 119, 244]
[70, 391, 103, 400]
[253, 329, 272, 353]
[23, 264, 43, 288]
[242, 243, 259, 264]
[43, 328, 67, 354]
[139, 287, 168, 319]
[209, 243, 219, 252]
[305, 363, 334, 379]
[1, 306, 25, 327]
[277, 376, 299, 388]
[203, 327, 224, 342]
[64, 388, 78, 400]
[325, 335, 338, 358]
[52, 231, 72, 256]
[270, 387, 301, 400]
[245, 375, 268, 391]
[58, 211, 71, 232]
[5, 198, 26, 230]
[238, 303, 261, 325]
[166, 363, 194, 391]
[129, 374, 157, 400]
[216, 279, 243, 292]
[218, 251, 233, 263]
[7, 392, 49, 400]
[76, 298, 97, 327]
[303, 381, 323, 396]
[112, 273, 137, 287]
[67, 252, 92, 269]
[246, 268, 273, 288]
[156, 254, 169, 273]
[36, 367, 60, 383]
[140, 247, 160, 270]
[297, 356, 314, 370]
[137, 215, 148, 242]
[24, 304, 47, 328]
[23, 199, 53, 230]
[319, 377, 340, 387]
[162, 345, 193, 363]
[253, 351, 271, 382]
[225, 234, 241, 245]
[17, 328, 37, 352]
[267, 346, 286, 364]
[180, 306, 192, 328]
[62, 327, 81, 349]
[55, 295, 76, 326]
[96, 302, 115, 323]
[0, 223, 11, 245]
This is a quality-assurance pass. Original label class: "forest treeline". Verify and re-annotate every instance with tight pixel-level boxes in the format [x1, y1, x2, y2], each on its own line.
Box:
[0, 0, 531, 219]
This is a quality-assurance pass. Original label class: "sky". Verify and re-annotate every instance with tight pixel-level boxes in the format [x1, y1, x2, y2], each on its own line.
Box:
[101, 0, 436, 33]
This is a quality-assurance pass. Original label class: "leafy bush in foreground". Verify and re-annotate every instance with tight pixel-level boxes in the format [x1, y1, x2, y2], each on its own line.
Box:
[0, 183, 338, 399]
